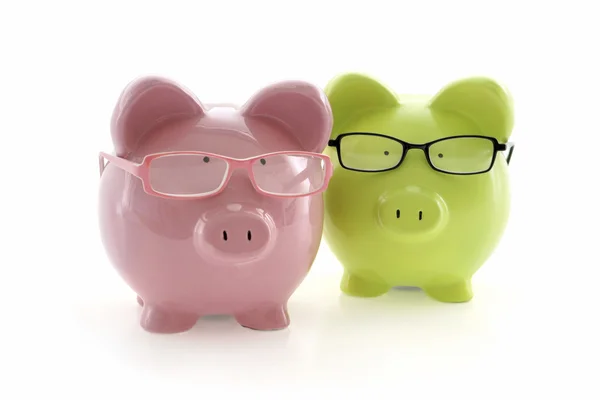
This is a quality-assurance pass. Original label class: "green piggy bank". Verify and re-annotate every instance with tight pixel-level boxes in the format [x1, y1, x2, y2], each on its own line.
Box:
[323, 73, 515, 303]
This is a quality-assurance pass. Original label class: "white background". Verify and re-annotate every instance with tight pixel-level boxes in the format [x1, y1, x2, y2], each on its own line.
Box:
[1, 0, 599, 398]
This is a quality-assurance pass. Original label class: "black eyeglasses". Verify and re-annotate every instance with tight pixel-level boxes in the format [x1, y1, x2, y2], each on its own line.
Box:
[328, 133, 515, 175]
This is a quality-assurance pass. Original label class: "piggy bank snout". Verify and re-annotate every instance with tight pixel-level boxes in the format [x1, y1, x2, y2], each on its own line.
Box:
[195, 207, 275, 261]
[377, 188, 449, 241]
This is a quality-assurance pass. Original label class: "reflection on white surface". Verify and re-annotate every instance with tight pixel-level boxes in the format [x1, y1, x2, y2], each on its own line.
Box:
[253, 154, 326, 196]
[3, 227, 598, 399]
[21, 237, 589, 398]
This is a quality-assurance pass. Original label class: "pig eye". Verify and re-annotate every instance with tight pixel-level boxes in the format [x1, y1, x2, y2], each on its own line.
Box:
[203, 156, 210, 163]
[437, 153, 444, 158]
[260, 158, 266, 165]
[384, 151, 389, 156]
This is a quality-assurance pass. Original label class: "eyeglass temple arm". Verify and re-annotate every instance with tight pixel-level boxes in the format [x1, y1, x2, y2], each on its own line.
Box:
[501, 142, 515, 166]
[98, 152, 141, 178]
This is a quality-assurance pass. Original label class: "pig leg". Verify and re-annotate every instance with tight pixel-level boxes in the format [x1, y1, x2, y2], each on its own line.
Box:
[235, 305, 290, 331]
[340, 271, 390, 297]
[139, 304, 198, 334]
[423, 279, 473, 303]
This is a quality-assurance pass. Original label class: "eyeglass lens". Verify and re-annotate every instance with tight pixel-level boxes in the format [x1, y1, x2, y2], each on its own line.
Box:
[251, 154, 326, 196]
[340, 134, 404, 171]
[428, 137, 495, 173]
[149, 154, 229, 196]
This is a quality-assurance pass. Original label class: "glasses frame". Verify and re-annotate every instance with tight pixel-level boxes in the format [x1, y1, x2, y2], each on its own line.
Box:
[328, 133, 515, 175]
[98, 150, 334, 200]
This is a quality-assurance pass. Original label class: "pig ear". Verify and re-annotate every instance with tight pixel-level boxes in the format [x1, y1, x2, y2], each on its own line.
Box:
[240, 81, 333, 153]
[429, 77, 514, 142]
[111, 76, 205, 156]
[324, 73, 398, 139]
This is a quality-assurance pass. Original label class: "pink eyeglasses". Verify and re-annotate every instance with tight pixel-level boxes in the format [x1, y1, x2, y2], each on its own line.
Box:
[98, 150, 333, 200]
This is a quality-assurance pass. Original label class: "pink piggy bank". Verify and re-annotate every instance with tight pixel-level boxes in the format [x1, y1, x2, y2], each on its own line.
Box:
[98, 76, 333, 333]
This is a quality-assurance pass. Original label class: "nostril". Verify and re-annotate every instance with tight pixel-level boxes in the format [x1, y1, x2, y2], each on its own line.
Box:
[247, 230, 252, 241]
[396, 209, 400, 218]
[223, 230, 228, 241]
[419, 211, 423, 220]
